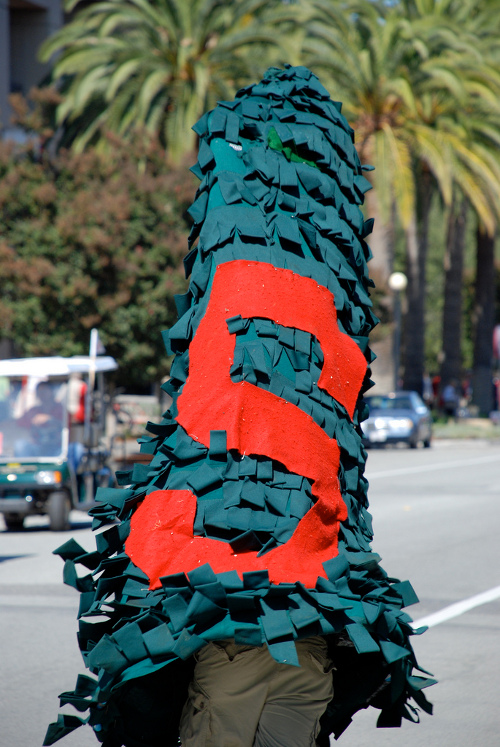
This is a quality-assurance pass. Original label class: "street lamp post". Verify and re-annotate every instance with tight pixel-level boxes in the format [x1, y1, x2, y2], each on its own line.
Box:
[388, 272, 408, 392]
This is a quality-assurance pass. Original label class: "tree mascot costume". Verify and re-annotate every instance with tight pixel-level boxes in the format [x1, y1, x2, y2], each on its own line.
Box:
[45, 65, 434, 747]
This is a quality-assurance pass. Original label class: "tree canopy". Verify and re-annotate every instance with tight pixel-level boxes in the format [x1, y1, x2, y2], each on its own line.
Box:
[293, 0, 500, 395]
[5, 0, 500, 402]
[39, 0, 285, 162]
[0, 131, 195, 388]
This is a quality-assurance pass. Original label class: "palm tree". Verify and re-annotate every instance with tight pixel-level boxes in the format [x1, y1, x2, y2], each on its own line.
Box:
[39, 0, 284, 162]
[297, 0, 418, 287]
[460, 0, 500, 413]
[438, 103, 500, 400]
[472, 228, 497, 414]
[439, 193, 468, 395]
[413, 0, 500, 402]
[295, 0, 450, 393]
[297, 0, 500, 395]
[409, 58, 500, 394]
[398, 0, 500, 397]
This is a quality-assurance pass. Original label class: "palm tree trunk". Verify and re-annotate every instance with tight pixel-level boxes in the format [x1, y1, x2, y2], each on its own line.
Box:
[402, 172, 432, 395]
[365, 188, 394, 288]
[439, 195, 468, 391]
[472, 227, 496, 415]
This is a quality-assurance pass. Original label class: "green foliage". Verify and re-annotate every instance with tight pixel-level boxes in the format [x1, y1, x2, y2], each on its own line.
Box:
[300, 0, 500, 232]
[11, 0, 500, 393]
[393, 195, 493, 377]
[0, 130, 195, 389]
[39, 0, 285, 162]
[293, 0, 500, 393]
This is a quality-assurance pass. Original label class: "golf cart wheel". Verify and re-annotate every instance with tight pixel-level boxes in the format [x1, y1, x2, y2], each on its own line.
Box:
[4, 514, 25, 531]
[48, 490, 71, 531]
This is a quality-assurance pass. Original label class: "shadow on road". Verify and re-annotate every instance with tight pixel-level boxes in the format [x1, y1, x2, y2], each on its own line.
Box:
[0, 554, 34, 563]
[0, 513, 93, 533]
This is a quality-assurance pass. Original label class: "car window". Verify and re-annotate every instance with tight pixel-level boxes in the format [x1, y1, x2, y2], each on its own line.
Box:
[366, 396, 412, 411]
[388, 397, 412, 410]
[365, 396, 382, 409]
[0, 378, 66, 459]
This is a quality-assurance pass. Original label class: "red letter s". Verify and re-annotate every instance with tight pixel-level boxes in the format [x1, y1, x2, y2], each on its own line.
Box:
[126, 261, 366, 588]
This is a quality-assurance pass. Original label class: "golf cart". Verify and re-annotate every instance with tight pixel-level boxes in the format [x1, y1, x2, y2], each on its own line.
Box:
[0, 355, 118, 530]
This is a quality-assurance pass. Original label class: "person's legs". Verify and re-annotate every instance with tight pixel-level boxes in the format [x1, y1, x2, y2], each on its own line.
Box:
[179, 641, 272, 747]
[253, 637, 333, 747]
[68, 441, 85, 473]
[179, 637, 333, 747]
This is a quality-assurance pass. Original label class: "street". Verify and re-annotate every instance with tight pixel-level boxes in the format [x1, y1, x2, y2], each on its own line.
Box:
[1, 440, 499, 747]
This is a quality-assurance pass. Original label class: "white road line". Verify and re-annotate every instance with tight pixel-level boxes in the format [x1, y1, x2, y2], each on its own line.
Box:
[367, 454, 499, 479]
[412, 585, 500, 630]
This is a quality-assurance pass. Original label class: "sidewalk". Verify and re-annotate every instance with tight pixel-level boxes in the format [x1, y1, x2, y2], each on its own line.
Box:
[433, 417, 500, 442]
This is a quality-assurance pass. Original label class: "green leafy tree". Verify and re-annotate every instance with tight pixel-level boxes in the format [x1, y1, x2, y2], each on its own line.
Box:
[454, 0, 500, 413]
[406, 55, 500, 394]
[297, 0, 446, 392]
[0, 127, 196, 389]
[39, 0, 284, 162]
[297, 0, 500, 394]
[472, 228, 497, 414]
[395, 0, 500, 397]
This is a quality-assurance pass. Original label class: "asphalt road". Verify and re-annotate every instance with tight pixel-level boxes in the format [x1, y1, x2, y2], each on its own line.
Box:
[1, 440, 499, 747]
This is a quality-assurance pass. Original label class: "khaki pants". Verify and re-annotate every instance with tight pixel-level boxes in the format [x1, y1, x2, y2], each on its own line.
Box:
[179, 636, 333, 747]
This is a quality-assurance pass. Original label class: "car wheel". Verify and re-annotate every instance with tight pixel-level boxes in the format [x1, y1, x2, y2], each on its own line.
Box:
[409, 436, 418, 449]
[423, 437, 432, 448]
[4, 514, 25, 531]
[48, 490, 71, 531]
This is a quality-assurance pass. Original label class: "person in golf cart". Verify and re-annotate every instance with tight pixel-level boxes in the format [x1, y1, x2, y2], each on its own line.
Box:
[14, 380, 64, 458]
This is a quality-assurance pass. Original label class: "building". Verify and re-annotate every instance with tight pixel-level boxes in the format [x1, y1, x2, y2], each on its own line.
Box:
[0, 0, 63, 137]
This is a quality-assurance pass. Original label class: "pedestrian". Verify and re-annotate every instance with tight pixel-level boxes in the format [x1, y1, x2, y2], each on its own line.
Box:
[45, 66, 433, 747]
[442, 381, 459, 420]
[13, 380, 63, 457]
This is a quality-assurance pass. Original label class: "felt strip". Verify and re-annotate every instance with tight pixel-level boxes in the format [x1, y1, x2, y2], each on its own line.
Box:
[43, 715, 86, 745]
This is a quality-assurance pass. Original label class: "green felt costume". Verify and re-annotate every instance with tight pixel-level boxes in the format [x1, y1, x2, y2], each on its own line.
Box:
[45, 65, 434, 747]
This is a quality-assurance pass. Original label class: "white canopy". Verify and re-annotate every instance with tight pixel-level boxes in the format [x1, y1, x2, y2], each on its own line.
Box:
[0, 356, 118, 378]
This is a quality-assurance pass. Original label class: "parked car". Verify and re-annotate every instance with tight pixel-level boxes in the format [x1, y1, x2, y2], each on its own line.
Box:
[361, 391, 432, 449]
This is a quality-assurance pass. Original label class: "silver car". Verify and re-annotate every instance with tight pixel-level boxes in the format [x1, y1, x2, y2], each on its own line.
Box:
[361, 391, 432, 449]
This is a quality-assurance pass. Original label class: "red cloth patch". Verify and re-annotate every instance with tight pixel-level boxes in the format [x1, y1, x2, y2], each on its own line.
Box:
[126, 261, 367, 589]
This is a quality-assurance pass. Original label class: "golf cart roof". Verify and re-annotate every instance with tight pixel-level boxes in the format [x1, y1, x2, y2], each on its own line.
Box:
[0, 356, 118, 378]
